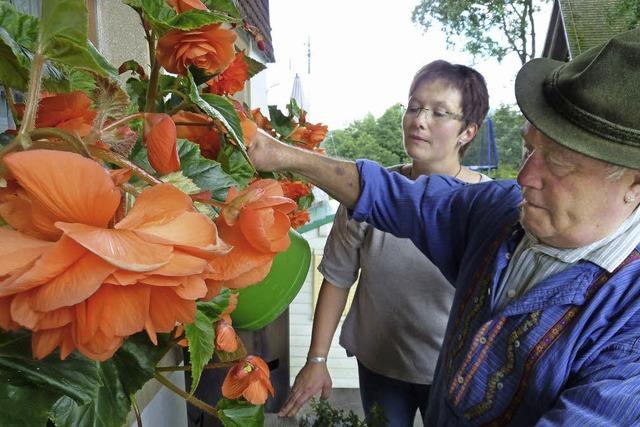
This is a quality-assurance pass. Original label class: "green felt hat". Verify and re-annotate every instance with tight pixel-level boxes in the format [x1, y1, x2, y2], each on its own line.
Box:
[516, 28, 640, 168]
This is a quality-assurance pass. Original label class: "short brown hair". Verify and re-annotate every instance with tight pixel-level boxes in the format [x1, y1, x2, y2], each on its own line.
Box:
[409, 60, 489, 156]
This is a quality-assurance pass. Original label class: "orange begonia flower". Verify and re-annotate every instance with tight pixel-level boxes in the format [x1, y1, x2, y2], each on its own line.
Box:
[156, 24, 236, 75]
[0, 150, 230, 361]
[289, 122, 328, 150]
[207, 51, 249, 96]
[35, 91, 96, 137]
[215, 316, 238, 353]
[167, 0, 207, 13]
[171, 111, 221, 160]
[288, 209, 311, 230]
[251, 108, 276, 137]
[143, 113, 180, 174]
[207, 180, 295, 288]
[280, 180, 312, 200]
[239, 109, 257, 147]
[222, 355, 275, 405]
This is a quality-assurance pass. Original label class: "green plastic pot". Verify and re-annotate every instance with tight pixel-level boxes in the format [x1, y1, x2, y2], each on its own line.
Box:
[231, 229, 311, 330]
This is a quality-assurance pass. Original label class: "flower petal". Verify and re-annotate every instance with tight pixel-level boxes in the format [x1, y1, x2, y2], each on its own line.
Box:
[0, 227, 52, 278]
[143, 113, 180, 174]
[31, 327, 66, 359]
[239, 208, 291, 253]
[149, 251, 209, 276]
[148, 287, 195, 332]
[174, 276, 207, 299]
[90, 284, 150, 337]
[115, 183, 194, 230]
[57, 222, 173, 272]
[3, 150, 120, 228]
[0, 236, 86, 297]
[30, 251, 116, 311]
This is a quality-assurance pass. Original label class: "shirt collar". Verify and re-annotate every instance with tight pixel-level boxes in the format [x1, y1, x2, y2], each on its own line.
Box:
[524, 207, 640, 272]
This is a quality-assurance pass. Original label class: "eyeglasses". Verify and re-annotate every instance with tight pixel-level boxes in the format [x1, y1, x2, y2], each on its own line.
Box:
[402, 105, 464, 122]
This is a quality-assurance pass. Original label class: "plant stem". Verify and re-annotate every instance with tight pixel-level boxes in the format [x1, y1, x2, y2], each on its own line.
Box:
[0, 139, 20, 159]
[144, 40, 160, 113]
[89, 146, 162, 186]
[3, 86, 19, 127]
[18, 51, 45, 143]
[30, 128, 91, 157]
[102, 112, 145, 133]
[153, 371, 219, 417]
[130, 396, 143, 427]
[156, 361, 236, 373]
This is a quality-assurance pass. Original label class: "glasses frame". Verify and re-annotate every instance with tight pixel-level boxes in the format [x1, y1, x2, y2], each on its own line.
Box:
[402, 105, 464, 122]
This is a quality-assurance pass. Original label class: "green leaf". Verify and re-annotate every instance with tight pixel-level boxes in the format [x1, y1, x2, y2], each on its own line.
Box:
[177, 138, 238, 200]
[287, 98, 302, 119]
[197, 288, 232, 319]
[184, 310, 216, 393]
[216, 398, 264, 427]
[243, 53, 267, 79]
[268, 105, 295, 138]
[38, 0, 118, 78]
[126, 77, 148, 112]
[185, 71, 243, 145]
[297, 193, 314, 211]
[203, 0, 242, 19]
[217, 138, 254, 189]
[0, 381, 60, 427]
[141, 0, 239, 35]
[167, 9, 237, 29]
[0, 2, 38, 49]
[0, 330, 173, 427]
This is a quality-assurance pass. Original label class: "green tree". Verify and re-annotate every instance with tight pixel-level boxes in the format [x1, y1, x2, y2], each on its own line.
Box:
[609, 0, 640, 29]
[324, 104, 409, 166]
[411, 0, 549, 64]
[491, 104, 523, 179]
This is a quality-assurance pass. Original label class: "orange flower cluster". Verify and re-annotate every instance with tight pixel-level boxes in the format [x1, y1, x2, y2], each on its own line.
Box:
[0, 150, 232, 361]
[280, 180, 312, 200]
[287, 209, 311, 230]
[208, 180, 296, 288]
[207, 51, 249, 96]
[156, 24, 236, 75]
[35, 91, 96, 137]
[222, 355, 274, 405]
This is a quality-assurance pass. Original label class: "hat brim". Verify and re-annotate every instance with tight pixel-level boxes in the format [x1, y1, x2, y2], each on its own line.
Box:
[515, 58, 640, 169]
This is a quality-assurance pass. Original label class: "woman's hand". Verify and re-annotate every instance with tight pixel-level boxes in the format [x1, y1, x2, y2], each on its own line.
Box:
[277, 361, 333, 417]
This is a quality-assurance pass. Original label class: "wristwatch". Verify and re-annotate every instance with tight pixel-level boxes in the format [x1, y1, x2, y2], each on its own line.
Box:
[307, 356, 327, 363]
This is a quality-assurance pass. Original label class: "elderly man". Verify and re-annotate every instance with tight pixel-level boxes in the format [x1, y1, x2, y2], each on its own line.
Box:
[249, 29, 640, 425]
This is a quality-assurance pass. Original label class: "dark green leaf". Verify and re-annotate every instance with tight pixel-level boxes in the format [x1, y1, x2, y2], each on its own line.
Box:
[185, 310, 216, 393]
[217, 138, 254, 189]
[243, 53, 266, 79]
[122, 0, 143, 11]
[268, 105, 295, 138]
[0, 330, 173, 427]
[188, 64, 215, 86]
[216, 398, 264, 427]
[126, 77, 149, 113]
[177, 138, 238, 200]
[0, 382, 60, 427]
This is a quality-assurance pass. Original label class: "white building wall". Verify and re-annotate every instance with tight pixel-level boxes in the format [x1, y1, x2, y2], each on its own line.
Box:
[290, 222, 359, 388]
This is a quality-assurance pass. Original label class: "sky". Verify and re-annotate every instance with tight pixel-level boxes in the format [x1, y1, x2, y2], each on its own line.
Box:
[266, 0, 553, 130]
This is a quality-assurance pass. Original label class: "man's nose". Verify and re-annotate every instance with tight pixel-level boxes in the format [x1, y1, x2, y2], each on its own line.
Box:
[517, 149, 542, 188]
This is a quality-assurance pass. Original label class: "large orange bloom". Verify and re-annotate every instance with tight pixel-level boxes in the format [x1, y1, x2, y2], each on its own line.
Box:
[222, 355, 274, 405]
[171, 111, 221, 160]
[280, 180, 312, 200]
[166, 0, 207, 13]
[156, 24, 236, 75]
[35, 91, 96, 137]
[208, 180, 296, 288]
[207, 51, 249, 96]
[0, 150, 231, 361]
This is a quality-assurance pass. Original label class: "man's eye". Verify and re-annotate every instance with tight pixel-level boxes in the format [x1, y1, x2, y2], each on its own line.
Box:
[433, 111, 448, 118]
[407, 107, 420, 113]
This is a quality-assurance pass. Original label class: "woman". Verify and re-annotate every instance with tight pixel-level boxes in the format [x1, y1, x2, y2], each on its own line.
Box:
[279, 60, 490, 425]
